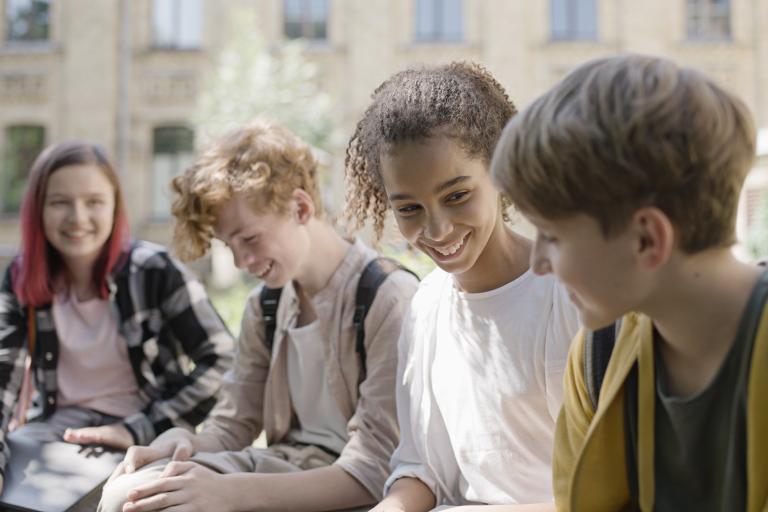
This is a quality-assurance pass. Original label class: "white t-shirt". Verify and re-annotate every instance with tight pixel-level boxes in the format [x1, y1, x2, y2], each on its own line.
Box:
[386, 268, 579, 506]
[285, 320, 349, 455]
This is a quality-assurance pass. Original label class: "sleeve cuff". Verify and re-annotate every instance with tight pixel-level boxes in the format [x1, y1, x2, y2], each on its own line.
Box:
[122, 413, 156, 446]
[384, 463, 440, 502]
[121, 421, 140, 445]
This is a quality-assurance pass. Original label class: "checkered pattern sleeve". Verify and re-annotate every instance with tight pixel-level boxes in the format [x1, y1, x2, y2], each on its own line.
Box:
[118, 243, 234, 445]
[0, 265, 31, 475]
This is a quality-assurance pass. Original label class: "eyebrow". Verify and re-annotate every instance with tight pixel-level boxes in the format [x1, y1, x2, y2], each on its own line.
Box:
[222, 227, 243, 241]
[388, 175, 471, 201]
[45, 191, 110, 199]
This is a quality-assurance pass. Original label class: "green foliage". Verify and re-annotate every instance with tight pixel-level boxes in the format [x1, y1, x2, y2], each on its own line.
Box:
[2, 125, 45, 213]
[380, 242, 436, 279]
[196, 11, 338, 152]
[747, 188, 768, 260]
[207, 278, 256, 337]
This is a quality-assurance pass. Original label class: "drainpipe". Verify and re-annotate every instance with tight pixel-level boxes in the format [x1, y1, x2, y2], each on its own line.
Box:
[753, 0, 764, 128]
[116, 0, 131, 179]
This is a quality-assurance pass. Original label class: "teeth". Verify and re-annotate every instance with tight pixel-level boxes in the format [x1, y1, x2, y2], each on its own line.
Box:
[256, 261, 273, 278]
[434, 235, 466, 256]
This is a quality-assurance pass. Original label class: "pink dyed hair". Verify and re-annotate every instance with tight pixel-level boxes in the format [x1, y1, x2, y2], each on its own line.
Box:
[13, 142, 131, 306]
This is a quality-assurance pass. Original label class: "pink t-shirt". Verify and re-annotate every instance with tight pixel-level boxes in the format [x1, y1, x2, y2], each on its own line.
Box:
[52, 292, 146, 418]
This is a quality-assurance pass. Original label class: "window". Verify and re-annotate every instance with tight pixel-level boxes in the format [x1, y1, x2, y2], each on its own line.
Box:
[152, 0, 202, 49]
[687, 0, 730, 40]
[152, 126, 194, 218]
[283, 0, 328, 40]
[2, 125, 44, 213]
[6, 0, 50, 42]
[550, 0, 597, 40]
[415, 0, 462, 42]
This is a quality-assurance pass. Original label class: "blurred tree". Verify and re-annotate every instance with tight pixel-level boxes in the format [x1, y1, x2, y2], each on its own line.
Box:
[196, 11, 338, 152]
[196, 12, 344, 308]
[747, 189, 768, 260]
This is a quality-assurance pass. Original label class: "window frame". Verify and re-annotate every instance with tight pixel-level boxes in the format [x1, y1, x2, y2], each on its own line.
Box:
[686, 0, 731, 41]
[150, 125, 195, 219]
[151, 0, 203, 50]
[413, 0, 463, 43]
[549, 0, 598, 41]
[283, 0, 329, 41]
[5, 0, 50, 43]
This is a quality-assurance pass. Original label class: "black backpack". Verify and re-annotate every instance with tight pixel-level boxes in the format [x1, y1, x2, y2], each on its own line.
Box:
[259, 257, 417, 387]
[584, 320, 622, 409]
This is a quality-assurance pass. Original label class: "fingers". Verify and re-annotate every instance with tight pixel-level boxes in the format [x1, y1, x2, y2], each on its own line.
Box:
[124, 446, 169, 474]
[63, 427, 99, 445]
[124, 470, 188, 509]
[125, 478, 177, 504]
[160, 460, 196, 479]
[103, 423, 134, 450]
[170, 438, 193, 462]
[64, 424, 133, 450]
[123, 491, 175, 512]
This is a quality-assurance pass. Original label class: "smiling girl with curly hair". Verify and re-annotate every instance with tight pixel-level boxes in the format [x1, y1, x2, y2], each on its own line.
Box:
[345, 62, 580, 511]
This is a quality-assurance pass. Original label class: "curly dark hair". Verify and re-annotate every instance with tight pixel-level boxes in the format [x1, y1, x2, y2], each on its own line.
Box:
[344, 61, 518, 240]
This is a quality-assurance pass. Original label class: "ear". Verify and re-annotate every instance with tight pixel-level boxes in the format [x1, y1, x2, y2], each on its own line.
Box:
[632, 207, 675, 270]
[291, 188, 315, 225]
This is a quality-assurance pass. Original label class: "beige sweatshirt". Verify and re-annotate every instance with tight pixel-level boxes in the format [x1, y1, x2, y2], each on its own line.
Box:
[198, 238, 419, 498]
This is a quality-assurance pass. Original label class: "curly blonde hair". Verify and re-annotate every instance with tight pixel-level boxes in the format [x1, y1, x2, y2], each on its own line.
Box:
[171, 118, 323, 261]
[344, 62, 517, 240]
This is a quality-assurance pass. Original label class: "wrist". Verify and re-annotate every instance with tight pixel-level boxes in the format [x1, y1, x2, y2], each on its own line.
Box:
[225, 473, 263, 511]
[121, 422, 139, 445]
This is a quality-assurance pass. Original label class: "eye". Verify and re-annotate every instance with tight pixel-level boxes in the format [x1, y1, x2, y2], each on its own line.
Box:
[87, 198, 105, 207]
[395, 204, 421, 216]
[538, 232, 557, 244]
[243, 235, 260, 245]
[445, 190, 469, 204]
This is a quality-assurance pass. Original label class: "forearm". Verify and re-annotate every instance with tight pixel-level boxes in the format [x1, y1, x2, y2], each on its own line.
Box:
[374, 477, 436, 512]
[227, 464, 375, 512]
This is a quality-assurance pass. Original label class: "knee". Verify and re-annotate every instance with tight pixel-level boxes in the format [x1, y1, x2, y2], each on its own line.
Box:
[99, 468, 158, 512]
[98, 475, 132, 512]
[98, 457, 168, 512]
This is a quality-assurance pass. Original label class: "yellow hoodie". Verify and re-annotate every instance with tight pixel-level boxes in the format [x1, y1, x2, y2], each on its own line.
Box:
[553, 310, 768, 511]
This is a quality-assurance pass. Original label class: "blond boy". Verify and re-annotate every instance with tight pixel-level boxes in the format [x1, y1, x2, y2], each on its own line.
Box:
[99, 119, 418, 512]
[492, 55, 766, 511]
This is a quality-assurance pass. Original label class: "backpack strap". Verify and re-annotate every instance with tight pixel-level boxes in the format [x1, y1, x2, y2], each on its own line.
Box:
[259, 286, 283, 351]
[259, 257, 418, 388]
[584, 318, 622, 409]
[353, 257, 418, 387]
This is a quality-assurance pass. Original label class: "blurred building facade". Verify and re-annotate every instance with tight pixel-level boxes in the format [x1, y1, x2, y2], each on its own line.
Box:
[1, 0, 767, 261]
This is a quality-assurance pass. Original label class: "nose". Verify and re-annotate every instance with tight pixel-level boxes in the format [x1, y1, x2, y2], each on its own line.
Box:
[230, 244, 256, 270]
[423, 209, 453, 243]
[68, 200, 88, 223]
[530, 239, 552, 276]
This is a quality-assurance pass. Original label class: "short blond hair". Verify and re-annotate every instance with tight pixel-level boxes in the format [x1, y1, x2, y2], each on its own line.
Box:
[171, 118, 323, 261]
[492, 54, 756, 253]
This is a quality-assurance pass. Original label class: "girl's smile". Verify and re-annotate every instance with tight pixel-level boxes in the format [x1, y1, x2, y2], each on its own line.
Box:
[43, 164, 116, 271]
[380, 134, 513, 292]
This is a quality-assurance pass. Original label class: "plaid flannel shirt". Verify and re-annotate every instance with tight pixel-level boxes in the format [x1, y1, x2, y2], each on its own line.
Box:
[0, 240, 234, 475]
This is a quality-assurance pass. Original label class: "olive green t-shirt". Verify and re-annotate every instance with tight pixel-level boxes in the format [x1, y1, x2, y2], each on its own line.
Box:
[625, 270, 768, 511]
